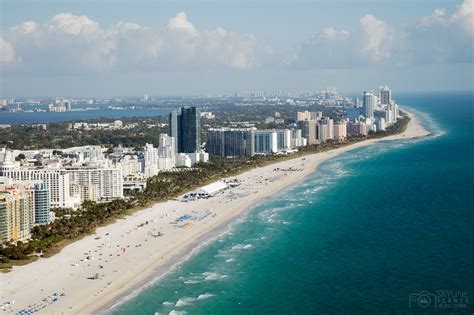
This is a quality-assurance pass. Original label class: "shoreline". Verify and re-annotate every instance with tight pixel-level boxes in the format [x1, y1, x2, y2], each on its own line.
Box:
[0, 109, 431, 315]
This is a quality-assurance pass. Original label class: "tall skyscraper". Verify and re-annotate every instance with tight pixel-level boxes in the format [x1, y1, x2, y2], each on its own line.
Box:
[181, 107, 201, 153]
[363, 92, 376, 118]
[168, 111, 180, 154]
[169, 107, 201, 153]
[379, 86, 391, 105]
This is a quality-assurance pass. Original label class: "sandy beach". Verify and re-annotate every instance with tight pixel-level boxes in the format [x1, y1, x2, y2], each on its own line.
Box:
[0, 110, 430, 315]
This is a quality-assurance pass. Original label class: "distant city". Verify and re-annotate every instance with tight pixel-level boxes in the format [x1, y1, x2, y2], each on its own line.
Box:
[0, 86, 399, 244]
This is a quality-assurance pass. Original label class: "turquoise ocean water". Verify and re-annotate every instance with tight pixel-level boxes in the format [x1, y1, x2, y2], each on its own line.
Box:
[107, 92, 472, 314]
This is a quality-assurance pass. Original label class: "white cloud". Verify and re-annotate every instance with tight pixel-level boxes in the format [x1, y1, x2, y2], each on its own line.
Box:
[320, 27, 350, 41]
[287, 15, 394, 69]
[0, 38, 16, 63]
[10, 21, 38, 35]
[203, 27, 257, 69]
[407, 0, 473, 64]
[360, 14, 393, 62]
[116, 21, 141, 32]
[288, 0, 472, 69]
[2, 1, 472, 75]
[167, 12, 198, 37]
[1, 11, 259, 74]
[48, 12, 101, 36]
[452, 0, 474, 34]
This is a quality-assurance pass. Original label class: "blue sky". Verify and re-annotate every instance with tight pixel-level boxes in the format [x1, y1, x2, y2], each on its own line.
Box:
[1, 0, 473, 96]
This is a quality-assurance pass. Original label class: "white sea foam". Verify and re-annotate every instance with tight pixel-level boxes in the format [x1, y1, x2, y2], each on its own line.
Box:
[202, 271, 228, 281]
[175, 297, 195, 307]
[197, 293, 215, 300]
[183, 279, 201, 284]
[215, 249, 231, 258]
[162, 301, 174, 306]
[169, 311, 187, 315]
[225, 258, 235, 263]
[205, 273, 220, 281]
[231, 244, 252, 250]
[405, 106, 445, 138]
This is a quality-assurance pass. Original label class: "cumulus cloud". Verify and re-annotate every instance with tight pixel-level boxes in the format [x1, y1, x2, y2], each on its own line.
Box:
[406, 0, 473, 64]
[452, 0, 474, 34]
[1, 11, 260, 74]
[360, 14, 393, 62]
[167, 11, 198, 36]
[48, 13, 101, 35]
[203, 27, 257, 69]
[288, 0, 472, 69]
[2, 1, 472, 75]
[0, 38, 17, 63]
[288, 15, 395, 69]
[10, 21, 38, 35]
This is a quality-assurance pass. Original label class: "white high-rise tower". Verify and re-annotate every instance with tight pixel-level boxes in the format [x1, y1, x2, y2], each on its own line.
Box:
[363, 92, 377, 118]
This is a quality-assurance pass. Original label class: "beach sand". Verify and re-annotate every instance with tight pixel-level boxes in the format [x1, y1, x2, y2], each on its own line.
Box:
[0, 110, 430, 314]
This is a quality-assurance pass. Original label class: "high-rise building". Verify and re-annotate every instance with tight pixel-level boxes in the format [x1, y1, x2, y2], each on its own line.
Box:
[181, 107, 200, 153]
[347, 122, 368, 136]
[333, 122, 347, 141]
[168, 111, 180, 154]
[388, 102, 398, 123]
[157, 134, 176, 170]
[254, 130, 278, 154]
[297, 120, 317, 145]
[379, 86, 391, 105]
[0, 178, 51, 225]
[48, 99, 71, 112]
[169, 107, 201, 153]
[116, 155, 142, 177]
[374, 109, 390, 123]
[290, 129, 306, 147]
[143, 142, 159, 177]
[33, 183, 50, 224]
[375, 117, 387, 131]
[0, 190, 34, 243]
[276, 129, 292, 150]
[296, 111, 322, 121]
[66, 166, 123, 200]
[206, 128, 255, 157]
[317, 117, 334, 143]
[363, 92, 376, 118]
[0, 162, 75, 209]
[70, 184, 99, 203]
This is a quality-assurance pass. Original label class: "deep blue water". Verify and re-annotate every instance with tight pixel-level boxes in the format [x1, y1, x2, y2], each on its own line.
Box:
[110, 92, 471, 314]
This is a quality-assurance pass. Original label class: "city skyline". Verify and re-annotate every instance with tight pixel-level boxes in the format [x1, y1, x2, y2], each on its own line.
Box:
[1, 0, 473, 97]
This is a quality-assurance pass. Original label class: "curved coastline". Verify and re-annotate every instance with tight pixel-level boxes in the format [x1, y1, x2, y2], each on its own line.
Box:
[0, 109, 431, 315]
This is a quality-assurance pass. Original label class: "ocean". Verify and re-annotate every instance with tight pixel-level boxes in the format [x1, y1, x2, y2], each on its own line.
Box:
[107, 91, 473, 314]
